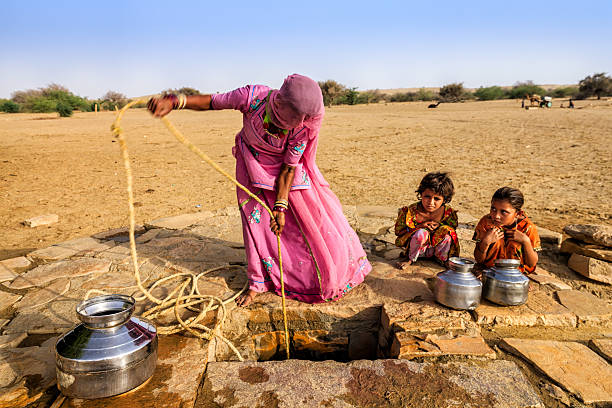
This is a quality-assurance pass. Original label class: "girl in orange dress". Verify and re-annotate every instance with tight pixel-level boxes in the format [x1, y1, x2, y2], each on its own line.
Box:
[473, 187, 541, 274]
[394, 172, 459, 269]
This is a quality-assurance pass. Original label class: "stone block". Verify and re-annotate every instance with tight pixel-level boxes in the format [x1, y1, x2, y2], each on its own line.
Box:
[14, 278, 70, 311]
[0, 264, 17, 284]
[560, 238, 612, 262]
[91, 224, 145, 240]
[382, 248, 403, 260]
[392, 331, 495, 359]
[293, 329, 349, 360]
[501, 338, 612, 404]
[64, 335, 208, 408]
[0, 339, 56, 408]
[54, 237, 114, 253]
[145, 211, 214, 230]
[589, 338, 612, 363]
[556, 290, 612, 327]
[0, 333, 26, 349]
[382, 300, 478, 335]
[94, 244, 132, 262]
[0, 319, 8, 331]
[4, 297, 80, 335]
[9, 258, 111, 290]
[22, 214, 58, 227]
[568, 253, 612, 284]
[0, 257, 32, 273]
[201, 359, 542, 408]
[563, 223, 612, 247]
[27, 245, 77, 262]
[474, 291, 576, 327]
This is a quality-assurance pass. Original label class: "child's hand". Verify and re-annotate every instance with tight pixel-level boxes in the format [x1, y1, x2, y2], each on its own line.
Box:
[422, 221, 440, 231]
[482, 227, 504, 246]
[504, 229, 530, 246]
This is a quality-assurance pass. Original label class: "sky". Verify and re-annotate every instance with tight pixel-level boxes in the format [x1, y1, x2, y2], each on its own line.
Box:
[1, 1, 611, 99]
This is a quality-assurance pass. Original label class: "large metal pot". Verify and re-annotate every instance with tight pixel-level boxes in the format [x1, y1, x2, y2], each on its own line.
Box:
[482, 259, 529, 306]
[434, 257, 482, 310]
[55, 294, 157, 399]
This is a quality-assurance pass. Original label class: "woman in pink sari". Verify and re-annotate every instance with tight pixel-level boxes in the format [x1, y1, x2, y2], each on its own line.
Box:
[148, 74, 371, 306]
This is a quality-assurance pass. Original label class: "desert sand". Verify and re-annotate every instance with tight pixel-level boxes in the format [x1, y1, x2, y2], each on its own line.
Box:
[1, 98, 610, 259]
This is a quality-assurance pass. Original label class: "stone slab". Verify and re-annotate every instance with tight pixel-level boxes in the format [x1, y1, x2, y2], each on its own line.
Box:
[0, 320, 8, 331]
[201, 359, 542, 408]
[0, 264, 17, 284]
[568, 253, 612, 285]
[561, 238, 612, 262]
[3, 297, 80, 335]
[474, 291, 577, 327]
[0, 292, 22, 313]
[382, 300, 478, 335]
[135, 228, 162, 243]
[501, 338, 612, 404]
[54, 237, 115, 253]
[22, 214, 58, 227]
[528, 274, 571, 290]
[536, 226, 562, 248]
[393, 331, 495, 359]
[564, 223, 612, 247]
[91, 224, 145, 240]
[0, 333, 27, 349]
[556, 289, 612, 327]
[94, 244, 132, 262]
[14, 278, 70, 311]
[9, 258, 111, 290]
[0, 257, 32, 273]
[0, 338, 56, 408]
[66, 335, 208, 408]
[589, 338, 612, 363]
[145, 211, 214, 230]
[27, 245, 77, 262]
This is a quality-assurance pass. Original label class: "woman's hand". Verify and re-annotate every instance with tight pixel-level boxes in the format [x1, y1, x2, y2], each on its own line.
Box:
[482, 227, 504, 246]
[505, 229, 530, 246]
[147, 97, 174, 118]
[270, 211, 285, 235]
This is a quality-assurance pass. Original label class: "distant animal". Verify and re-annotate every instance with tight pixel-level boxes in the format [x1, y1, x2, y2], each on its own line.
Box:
[525, 94, 541, 106]
[428, 101, 441, 109]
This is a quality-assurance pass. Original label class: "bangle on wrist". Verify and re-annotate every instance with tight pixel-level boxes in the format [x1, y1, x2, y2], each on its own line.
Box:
[177, 94, 187, 110]
[273, 206, 287, 213]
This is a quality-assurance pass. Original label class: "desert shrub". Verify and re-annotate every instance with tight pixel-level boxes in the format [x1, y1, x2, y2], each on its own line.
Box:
[388, 92, 417, 102]
[102, 91, 127, 109]
[416, 88, 436, 101]
[318, 80, 348, 106]
[27, 98, 57, 113]
[474, 86, 505, 100]
[355, 90, 384, 104]
[439, 83, 465, 102]
[507, 81, 546, 99]
[163, 87, 201, 96]
[56, 101, 73, 117]
[11, 89, 42, 104]
[0, 99, 20, 113]
[551, 86, 579, 98]
[578, 72, 611, 100]
[337, 87, 359, 105]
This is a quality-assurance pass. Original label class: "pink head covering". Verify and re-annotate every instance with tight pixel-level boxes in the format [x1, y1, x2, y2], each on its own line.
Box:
[267, 74, 324, 130]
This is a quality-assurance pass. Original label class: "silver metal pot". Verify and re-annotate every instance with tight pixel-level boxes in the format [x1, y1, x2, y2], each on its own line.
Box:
[434, 257, 482, 310]
[482, 259, 529, 306]
[55, 294, 157, 399]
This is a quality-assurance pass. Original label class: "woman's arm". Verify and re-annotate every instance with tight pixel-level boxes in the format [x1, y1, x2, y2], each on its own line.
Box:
[148, 94, 212, 117]
[270, 164, 296, 235]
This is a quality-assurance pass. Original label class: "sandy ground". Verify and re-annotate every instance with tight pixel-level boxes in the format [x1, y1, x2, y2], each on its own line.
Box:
[1, 99, 611, 260]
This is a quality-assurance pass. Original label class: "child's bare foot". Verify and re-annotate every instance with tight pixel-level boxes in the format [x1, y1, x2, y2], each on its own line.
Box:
[395, 260, 413, 270]
[235, 290, 258, 307]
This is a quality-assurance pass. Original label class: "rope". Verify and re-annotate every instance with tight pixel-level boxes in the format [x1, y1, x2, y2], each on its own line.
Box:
[100, 98, 290, 360]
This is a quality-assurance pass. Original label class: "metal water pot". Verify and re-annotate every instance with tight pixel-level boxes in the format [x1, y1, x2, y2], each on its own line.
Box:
[482, 259, 529, 306]
[55, 294, 157, 399]
[434, 257, 482, 310]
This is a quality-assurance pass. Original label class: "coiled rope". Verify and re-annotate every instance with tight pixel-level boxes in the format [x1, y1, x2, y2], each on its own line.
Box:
[87, 98, 290, 360]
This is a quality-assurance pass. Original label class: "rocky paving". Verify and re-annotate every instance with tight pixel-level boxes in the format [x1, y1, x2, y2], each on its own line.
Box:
[501, 338, 612, 404]
[2, 206, 611, 407]
[0, 264, 17, 284]
[561, 238, 612, 262]
[201, 359, 543, 408]
[563, 223, 612, 247]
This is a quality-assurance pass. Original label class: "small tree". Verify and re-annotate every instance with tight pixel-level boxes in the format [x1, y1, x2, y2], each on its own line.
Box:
[56, 101, 73, 117]
[0, 100, 20, 113]
[439, 83, 464, 102]
[474, 86, 505, 101]
[163, 87, 201, 96]
[507, 81, 546, 99]
[102, 91, 127, 108]
[578, 73, 611, 100]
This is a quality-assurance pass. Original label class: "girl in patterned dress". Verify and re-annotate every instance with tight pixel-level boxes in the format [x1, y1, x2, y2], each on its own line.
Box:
[394, 172, 459, 269]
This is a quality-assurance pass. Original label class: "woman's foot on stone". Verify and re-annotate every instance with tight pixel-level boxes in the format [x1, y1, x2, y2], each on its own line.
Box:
[235, 289, 258, 307]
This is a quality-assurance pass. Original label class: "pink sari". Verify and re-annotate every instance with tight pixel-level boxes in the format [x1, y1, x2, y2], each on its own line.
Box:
[212, 84, 371, 303]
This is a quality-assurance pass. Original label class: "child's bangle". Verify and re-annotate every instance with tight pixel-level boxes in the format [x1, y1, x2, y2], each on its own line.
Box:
[273, 206, 287, 213]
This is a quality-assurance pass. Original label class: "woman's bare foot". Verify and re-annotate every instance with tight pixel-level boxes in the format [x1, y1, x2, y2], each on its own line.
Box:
[235, 290, 258, 307]
[395, 260, 413, 270]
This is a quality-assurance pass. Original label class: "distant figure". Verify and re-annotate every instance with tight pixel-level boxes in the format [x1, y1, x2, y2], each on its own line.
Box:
[569, 98, 575, 108]
[521, 99, 525, 108]
[428, 101, 441, 109]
